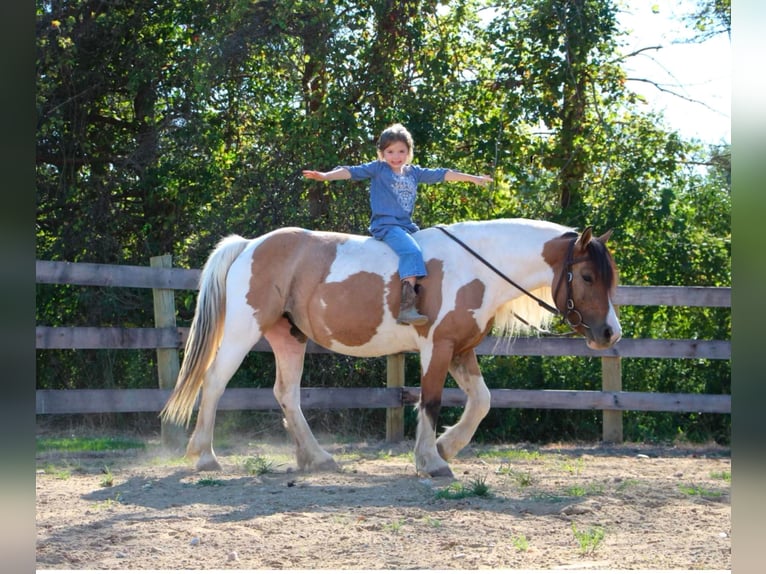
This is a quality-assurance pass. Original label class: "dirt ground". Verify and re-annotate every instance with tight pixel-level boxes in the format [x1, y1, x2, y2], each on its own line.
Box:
[36, 435, 731, 571]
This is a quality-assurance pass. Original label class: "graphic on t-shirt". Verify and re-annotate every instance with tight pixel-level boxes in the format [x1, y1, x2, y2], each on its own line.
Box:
[391, 174, 417, 214]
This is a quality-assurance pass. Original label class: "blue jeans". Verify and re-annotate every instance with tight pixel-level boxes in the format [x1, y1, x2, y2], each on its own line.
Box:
[378, 225, 427, 280]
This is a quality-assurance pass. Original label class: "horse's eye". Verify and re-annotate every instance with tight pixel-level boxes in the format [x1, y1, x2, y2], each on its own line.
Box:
[582, 273, 593, 284]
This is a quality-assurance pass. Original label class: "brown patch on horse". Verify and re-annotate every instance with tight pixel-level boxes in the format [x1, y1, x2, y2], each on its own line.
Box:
[247, 230, 390, 348]
[431, 279, 489, 354]
[310, 271, 386, 347]
[246, 228, 338, 332]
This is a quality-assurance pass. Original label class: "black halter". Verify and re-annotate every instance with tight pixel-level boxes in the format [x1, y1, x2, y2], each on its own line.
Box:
[552, 235, 592, 330]
[434, 225, 590, 332]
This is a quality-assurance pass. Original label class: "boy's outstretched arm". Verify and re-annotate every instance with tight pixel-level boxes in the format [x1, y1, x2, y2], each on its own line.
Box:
[302, 167, 351, 181]
[444, 170, 493, 186]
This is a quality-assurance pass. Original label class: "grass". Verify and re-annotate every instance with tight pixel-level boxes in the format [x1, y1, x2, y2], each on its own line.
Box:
[710, 470, 731, 482]
[434, 476, 491, 500]
[36, 436, 146, 453]
[99, 465, 114, 487]
[477, 448, 542, 461]
[384, 518, 406, 533]
[678, 483, 726, 499]
[196, 477, 225, 487]
[615, 478, 641, 492]
[496, 464, 534, 487]
[241, 455, 276, 476]
[423, 516, 442, 528]
[44, 465, 72, 480]
[512, 534, 529, 552]
[91, 492, 122, 511]
[565, 482, 604, 497]
[558, 457, 585, 476]
[571, 523, 605, 555]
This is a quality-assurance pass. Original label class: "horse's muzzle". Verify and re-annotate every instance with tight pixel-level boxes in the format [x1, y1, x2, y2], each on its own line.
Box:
[585, 322, 622, 350]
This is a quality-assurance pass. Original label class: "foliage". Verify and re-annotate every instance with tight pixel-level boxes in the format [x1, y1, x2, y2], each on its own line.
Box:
[36, 0, 729, 443]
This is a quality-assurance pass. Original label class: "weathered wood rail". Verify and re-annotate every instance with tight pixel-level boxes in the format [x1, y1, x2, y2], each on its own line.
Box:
[35, 259, 731, 444]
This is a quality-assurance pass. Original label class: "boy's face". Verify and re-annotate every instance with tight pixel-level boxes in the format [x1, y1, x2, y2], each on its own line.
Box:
[380, 141, 410, 173]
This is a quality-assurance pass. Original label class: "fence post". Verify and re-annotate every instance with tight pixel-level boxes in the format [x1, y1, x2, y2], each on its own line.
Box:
[601, 356, 623, 443]
[151, 254, 186, 449]
[386, 353, 406, 442]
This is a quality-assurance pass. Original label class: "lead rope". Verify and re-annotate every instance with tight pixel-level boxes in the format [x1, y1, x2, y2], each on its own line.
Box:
[433, 225, 578, 336]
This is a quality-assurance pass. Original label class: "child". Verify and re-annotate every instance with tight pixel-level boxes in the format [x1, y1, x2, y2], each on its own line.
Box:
[303, 123, 492, 326]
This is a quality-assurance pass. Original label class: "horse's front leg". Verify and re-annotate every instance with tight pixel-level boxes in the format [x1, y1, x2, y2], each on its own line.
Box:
[437, 349, 491, 461]
[265, 319, 338, 472]
[415, 342, 454, 478]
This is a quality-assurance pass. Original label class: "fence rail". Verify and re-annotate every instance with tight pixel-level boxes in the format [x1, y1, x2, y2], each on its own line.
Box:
[35, 259, 731, 443]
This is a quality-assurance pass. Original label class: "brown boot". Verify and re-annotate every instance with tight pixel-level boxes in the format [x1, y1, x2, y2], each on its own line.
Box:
[397, 281, 428, 326]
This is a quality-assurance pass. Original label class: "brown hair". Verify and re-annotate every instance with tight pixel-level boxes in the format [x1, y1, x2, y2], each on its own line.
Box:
[376, 123, 414, 162]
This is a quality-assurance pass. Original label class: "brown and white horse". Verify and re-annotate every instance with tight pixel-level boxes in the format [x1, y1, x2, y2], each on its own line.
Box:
[161, 218, 621, 477]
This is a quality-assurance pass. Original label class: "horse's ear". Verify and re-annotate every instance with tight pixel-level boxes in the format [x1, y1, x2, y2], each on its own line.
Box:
[597, 229, 614, 244]
[576, 226, 593, 250]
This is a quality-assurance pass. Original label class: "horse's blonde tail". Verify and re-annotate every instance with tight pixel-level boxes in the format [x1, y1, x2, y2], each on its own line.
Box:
[160, 235, 250, 427]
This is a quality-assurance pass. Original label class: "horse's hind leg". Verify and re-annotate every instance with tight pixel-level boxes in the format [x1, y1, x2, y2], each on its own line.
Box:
[436, 349, 491, 461]
[186, 336, 255, 471]
[265, 318, 338, 472]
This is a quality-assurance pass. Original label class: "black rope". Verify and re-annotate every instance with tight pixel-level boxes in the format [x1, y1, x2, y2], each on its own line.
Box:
[433, 225, 561, 316]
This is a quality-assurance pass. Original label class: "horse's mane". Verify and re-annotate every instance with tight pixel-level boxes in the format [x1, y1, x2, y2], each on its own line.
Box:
[586, 235, 618, 292]
[492, 286, 555, 339]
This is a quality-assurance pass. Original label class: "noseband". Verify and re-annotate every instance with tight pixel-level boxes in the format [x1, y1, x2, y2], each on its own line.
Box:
[434, 226, 593, 332]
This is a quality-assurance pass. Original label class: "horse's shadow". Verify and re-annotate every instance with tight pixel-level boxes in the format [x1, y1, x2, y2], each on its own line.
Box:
[78, 458, 616, 526]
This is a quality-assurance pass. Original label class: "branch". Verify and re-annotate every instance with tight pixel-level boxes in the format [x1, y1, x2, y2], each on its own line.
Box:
[625, 77, 724, 115]
[617, 45, 664, 61]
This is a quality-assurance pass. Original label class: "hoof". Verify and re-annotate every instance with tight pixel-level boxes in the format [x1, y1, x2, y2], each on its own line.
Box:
[312, 458, 340, 472]
[195, 457, 222, 472]
[427, 465, 454, 479]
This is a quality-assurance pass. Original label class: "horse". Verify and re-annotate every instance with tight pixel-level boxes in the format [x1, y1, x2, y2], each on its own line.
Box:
[161, 217, 621, 477]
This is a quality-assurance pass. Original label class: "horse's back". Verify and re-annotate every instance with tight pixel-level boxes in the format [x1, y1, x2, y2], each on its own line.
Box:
[222, 227, 408, 355]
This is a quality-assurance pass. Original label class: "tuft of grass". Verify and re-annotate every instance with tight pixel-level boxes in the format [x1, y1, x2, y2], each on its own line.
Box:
[571, 523, 605, 556]
[678, 483, 725, 499]
[497, 464, 534, 487]
[51, 467, 71, 480]
[566, 482, 604, 497]
[469, 475, 491, 497]
[91, 492, 122, 511]
[616, 478, 641, 492]
[512, 534, 529, 552]
[434, 476, 492, 500]
[36, 436, 145, 453]
[99, 465, 114, 487]
[384, 518, 405, 533]
[558, 458, 585, 476]
[196, 477, 224, 487]
[710, 470, 731, 482]
[242, 455, 275, 476]
[423, 516, 442, 528]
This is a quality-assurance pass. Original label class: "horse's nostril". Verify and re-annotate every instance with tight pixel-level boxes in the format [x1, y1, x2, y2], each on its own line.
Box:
[604, 327, 613, 340]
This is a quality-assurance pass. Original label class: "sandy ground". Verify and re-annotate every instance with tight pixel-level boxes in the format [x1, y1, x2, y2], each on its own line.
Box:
[36, 436, 731, 570]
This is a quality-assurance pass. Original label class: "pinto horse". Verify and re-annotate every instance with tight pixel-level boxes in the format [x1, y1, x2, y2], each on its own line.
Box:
[161, 218, 621, 477]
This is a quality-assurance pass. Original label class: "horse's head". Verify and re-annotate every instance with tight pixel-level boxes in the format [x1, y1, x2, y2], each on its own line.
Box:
[546, 227, 622, 350]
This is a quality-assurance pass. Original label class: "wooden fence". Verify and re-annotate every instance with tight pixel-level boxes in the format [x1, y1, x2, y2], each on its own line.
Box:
[35, 258, 731, 445]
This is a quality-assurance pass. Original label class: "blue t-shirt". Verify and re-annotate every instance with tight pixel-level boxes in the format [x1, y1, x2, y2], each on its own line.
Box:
[341, 160, 448, 237]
